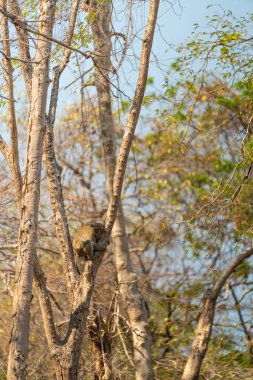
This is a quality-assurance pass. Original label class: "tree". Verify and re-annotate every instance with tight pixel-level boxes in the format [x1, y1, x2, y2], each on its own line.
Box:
[1, 2, 253, 380]
[159, 8, 253, 378]
[0, 0, 160, 378]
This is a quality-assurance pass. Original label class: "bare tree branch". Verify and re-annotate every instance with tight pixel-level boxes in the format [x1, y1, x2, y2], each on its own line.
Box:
[181, 248, 253, 380]
[42, 0, 82, 296]
[8, 0, 33, 98]
[1, 0, 22, 208]
[229, 283, 253, 363]
[0, 4, 91, 61]
[34, 257, 60, 349]
[104, 0, 160, 238]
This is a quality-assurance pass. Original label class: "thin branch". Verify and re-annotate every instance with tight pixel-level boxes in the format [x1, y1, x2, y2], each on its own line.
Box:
[8, 0, 33, 97]
[63, 65, 94, 89]
[212, 249, 253, 299]
[0, 5, 92, 61]
[111, 31, 127, 72]
[1, 1, 22, 208]
[48, 0, 81, 127]
[104, 0, 160, 238]
[116, 323, 135, 368]
[229, 284, 253, 350]
[43, 0, 83, 294]
[34, 257, 60, 348]
[59, 0, 80, 73]
[0, 49, 37, 64]
[60, 158, 91, 189]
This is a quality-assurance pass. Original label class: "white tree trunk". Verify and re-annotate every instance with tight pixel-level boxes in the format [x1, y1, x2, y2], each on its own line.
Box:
[91, 1, 160, 378]
[7, 1, 55, 378]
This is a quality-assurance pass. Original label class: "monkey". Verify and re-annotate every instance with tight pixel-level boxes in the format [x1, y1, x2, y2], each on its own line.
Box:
[73, 222, 107, 273]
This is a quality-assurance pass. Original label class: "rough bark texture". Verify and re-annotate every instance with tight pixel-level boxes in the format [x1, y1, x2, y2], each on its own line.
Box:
[43, 118, 78, 297]
[7, 1, 55, 378]
[26, 1, 106, 377]
[181, 248, 253, 380]
[1, 0, 159, 378]
[91, 1, 160, 378]
[88, 313, 112, 380]
[181, 296, 216, 380]
[35, 254, 104, 380]
[33, 257, 59, 351]
[0, 0, 106, 378]
[42, 0, 81, 297]
[52, 258, 104, 380]
[1, 0, 22, 208]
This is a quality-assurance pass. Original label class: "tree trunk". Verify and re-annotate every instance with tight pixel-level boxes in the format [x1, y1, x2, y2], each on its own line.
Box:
[88, 313, 112, 380]
[7, 1, 55, 378]
[91, 2, 155, 379]
[41, 259, 103, 380]
[181, 249, 253, 380]
[54, 350, 83, 380]
[1, 0, 22, 209]
[181, 296, 215, 380]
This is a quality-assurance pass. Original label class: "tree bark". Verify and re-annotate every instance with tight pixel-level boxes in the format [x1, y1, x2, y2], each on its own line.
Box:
[50, 258, 103, 380]
[181, 248, 253, 380]
[1, 0, 22, 208]
[8, 0, 33, 99]
[1, 1, 159, 378]
[43, 118, 78, 297]
[88, 313, 112, 380]
[7, 1, 55, 378]
[23, 2, 107, 378]
[42, 0, 81, 297]
[91, 1, 159, 378]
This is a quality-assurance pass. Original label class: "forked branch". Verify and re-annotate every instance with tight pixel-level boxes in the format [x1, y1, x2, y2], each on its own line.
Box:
[181, 248, 253, 380]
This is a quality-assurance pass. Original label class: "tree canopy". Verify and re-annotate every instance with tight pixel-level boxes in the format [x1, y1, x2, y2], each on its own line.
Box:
[0, 2, 253, 379]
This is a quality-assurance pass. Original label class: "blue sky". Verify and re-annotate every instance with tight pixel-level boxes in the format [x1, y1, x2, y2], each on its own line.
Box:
[58, 0, 252, 108]
[2, 1, 252, 121]
[158, 0, 251, 44]
[149, 0, 252, 89]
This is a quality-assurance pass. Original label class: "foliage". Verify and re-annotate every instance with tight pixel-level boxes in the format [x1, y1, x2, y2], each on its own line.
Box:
[0, 3, 253, 379]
